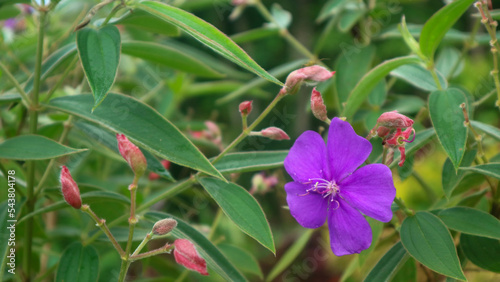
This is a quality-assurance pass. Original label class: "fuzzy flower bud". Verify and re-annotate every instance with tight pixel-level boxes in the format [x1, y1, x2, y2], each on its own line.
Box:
[117, 134, 147, 177]
[280, 65, 335, 95]
[250, 172, 279, 195]
[152, 218, 178, 235]
[311, 88, 328, 121]
[261, 127, 290, 140]
[60, 166, 82, 209]
[377, 111, 414, 129]
[239, 100, 253, 116]
[173, 239, 208, 276]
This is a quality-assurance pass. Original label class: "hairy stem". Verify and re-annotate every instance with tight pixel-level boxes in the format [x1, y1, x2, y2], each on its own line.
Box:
[0, 61, 31, 105]
[82, 205, 125, 257]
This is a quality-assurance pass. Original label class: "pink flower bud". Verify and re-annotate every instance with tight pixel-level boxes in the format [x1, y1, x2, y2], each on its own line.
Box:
[376, 126, 391, 138]
[173, 239, 208, 276]
[261, 127, 290, 140]
[152, 218, 177, 235]
[60, 166, 82, 209]
[239, 100, 253, 115]
[116, 134, 147, 177]
[376, 111, 414, 129]
[310, 88, 328, 121]
[149, 160, 171, 181]
[250, 172, 279, 195]
[281, 65, 335, 95]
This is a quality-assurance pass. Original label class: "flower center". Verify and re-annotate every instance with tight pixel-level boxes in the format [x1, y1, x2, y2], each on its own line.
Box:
[301, 178, 340, 209]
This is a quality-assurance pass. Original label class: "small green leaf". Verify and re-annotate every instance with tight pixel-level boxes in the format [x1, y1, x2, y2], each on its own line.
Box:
[364, 241, 409, 282]
[55, 242, 99, 282]
[419, 0, 476, 60]
[460, 234, 500, 273]
[137, 1, 282, 86]
[390, 64, 447, 91]
[470, 120, 500, 141]
[460, 163, 500, 180]
[338, 3, 366, 32]
[121, 41, 224, 78]
[218, 244, 263, 279]
[442, 150, 476, 198]
[0, 135, 86, 160]
[198, 177, 275, 254]
[400, 211, 466, 281]
[145, 211, 248, 281]
[266, 229, 314, 282]
[269, 4, 292, 29]
[342, 55, 421, 120]
[457, 189, 487, 208]
[46, 93, 224, 180]
[438, 207, 500, 239]
[429, 88, 468, 170]
[214, 151, 288, 174]
[76, 25, 121, 110]
[436, 47, 464, 79]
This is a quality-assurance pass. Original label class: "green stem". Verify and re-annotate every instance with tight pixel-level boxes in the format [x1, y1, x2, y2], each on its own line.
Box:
[129, 244, 173, 262]
[24, 9, 46, 281]
[118, 261, 131, 282]
[119, 180, 139, 282]
[473, 88, 496, 106]
[132, 232, 153, 256]
[429, 68, 443, 91]
[82, 205, 125, 257]
[0, 61, 31, 105]
[174, 270, 189, 282]
[381, 146, 388, 165]
[43, 56, 78, 103]
[393, 197, 414, 217]
[208, 208, 223, 240]
[102, 2, 124, 26]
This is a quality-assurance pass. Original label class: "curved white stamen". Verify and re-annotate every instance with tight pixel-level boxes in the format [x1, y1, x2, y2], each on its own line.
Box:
[299, 178, 340, 210]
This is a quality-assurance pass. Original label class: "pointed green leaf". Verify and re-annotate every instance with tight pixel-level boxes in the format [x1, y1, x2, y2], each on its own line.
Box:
[470, 120, 500, 141]
[198, 177, 275, 254]
[55, 242, 99, 282]
[439, 207, 500, 239]
[46, 93, 224, 180]
[459, 163, 500, 180]
[429, 88, 468, 170]
[364, 241, 409, 282]
[442, 150, 476, 198]
[419, 0, 476, 60]
[214, 151, 288, 174]
[0, 135, 86, 160]
[436, 47, 464, 78]
[342, 56, 421, 120]
[218, 244, 263, 279]
[121, 41, 224, 78]
[460, 234, 500, 273]
[136, 1, 282, 86]
[145, 211, 248, 281]
[390, 64, 447, 91]
[400, 211, 466, 281]
[76, 25, 121, 110]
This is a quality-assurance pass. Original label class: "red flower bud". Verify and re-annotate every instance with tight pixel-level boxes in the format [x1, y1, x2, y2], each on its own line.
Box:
[281, 65, 335, 95]
[376, 126, 391, 138]
[173, 239, 208, 276]
[310, 88, 328, 121]
[239, 100, 253, 115]
[261, 127, 290, 140]
[117, 134, 147, 177]
[149, 160, 171, 181]
[376, 111, 414, 129]
[152, 218, 177, 235]
[60, 166, 82, 209]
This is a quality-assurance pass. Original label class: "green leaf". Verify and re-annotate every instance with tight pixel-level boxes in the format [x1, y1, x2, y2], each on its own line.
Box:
[198, 177, 275, 254]
[338, 3, 366, 32]
[137, 1, 282, 86]
[317, 0, 349, 22]
[76, 25, 121, 110]
[0, 5, 20, 21]
[109, 10, 180, 36]
[442, 150, 476, 198]
[266, 229, 314, 282]
[419, 0, 476, 60]
[460, 163, 500, 180]
[145, 211, 248, 281]
[400, 211, 466, 281]
[460, 234, 500, 273]
[121, 41, 224, 78]
[342, 56, 421, 120]
[231, 27, 279, 44]
[457, 189, 487, 208]
[269, 4, 292, 29]
[55, 242, 99, 282]
[218, 244, 263, 279]
[364, 241, 409, 282]
[24, 43, 77, 94]
[46, 93, 224, 180]
[0, 135, 86, 160]
[436, 47, 464, 79]
[470, 120, 500, 141]
[214, 151, 288, 174]
[429, 88, 468, 170]
[335, 45, 375, 105]
[74, 121, 174, 181]
[0, 93, 21, 104]
[390, 64, 447, 91]
[438, 207, 500, 239]
[367, 80, 387, 107]
[392, 258, 417, 282]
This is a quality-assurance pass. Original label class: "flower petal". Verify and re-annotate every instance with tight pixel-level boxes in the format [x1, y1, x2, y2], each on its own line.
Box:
[327, 117, 371, 181]
[328, 200, 372, 256]
[339, 164, 396, 222]
[285, 181, 328, 228]
[284, 130, 328, 183]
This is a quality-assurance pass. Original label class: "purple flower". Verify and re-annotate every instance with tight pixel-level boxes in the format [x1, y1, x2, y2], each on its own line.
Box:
[284, 118, 396, 256]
